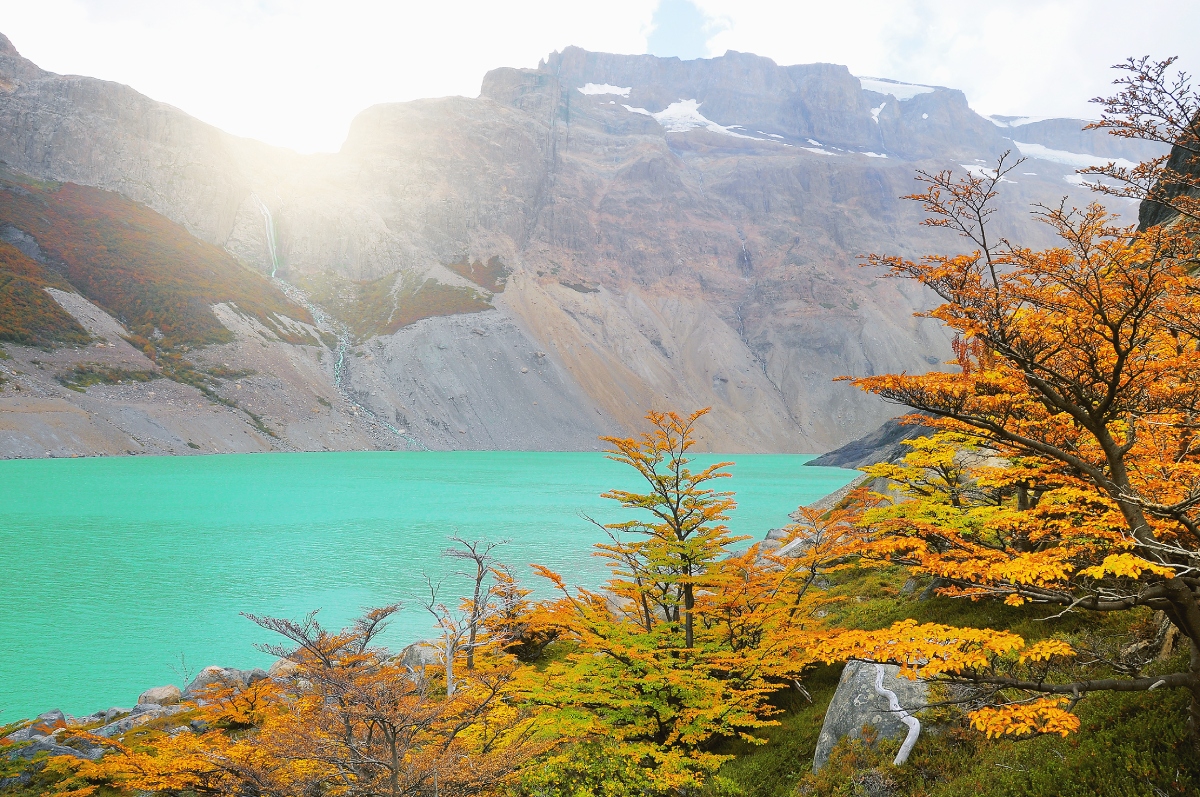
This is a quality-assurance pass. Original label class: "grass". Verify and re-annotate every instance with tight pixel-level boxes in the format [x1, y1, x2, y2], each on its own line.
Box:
[446, 255, 509, 293]
[299, 272, 492, 340]
[697, 567, 1199, 797]
[56, 364, 159, 392]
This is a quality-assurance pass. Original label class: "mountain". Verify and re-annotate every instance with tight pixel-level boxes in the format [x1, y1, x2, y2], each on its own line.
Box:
[0, 35, 1164, 456]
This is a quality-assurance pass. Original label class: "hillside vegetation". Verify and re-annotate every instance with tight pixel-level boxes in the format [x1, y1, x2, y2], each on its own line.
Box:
[0, 168, 310, 350]
[0, 239, 89, 346]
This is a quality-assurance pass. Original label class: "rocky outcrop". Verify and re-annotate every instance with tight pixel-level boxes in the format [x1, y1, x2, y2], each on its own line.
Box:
[813, 661, 926, 771]
[805, 416, 934, 469]
[2, 663, 284, 763]
[183, 666, 269, 698]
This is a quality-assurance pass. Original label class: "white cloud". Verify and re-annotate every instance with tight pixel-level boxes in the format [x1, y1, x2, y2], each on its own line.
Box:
[698, 0, 1200, 123]
[0, 0, 1196, 153]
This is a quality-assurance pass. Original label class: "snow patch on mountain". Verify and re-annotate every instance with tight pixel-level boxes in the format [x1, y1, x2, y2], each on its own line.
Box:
[624, 99, 772, 141]
[857, 77, 936, 101]
[1011, 140, 1138, 170]
[578, 83, 631, 97]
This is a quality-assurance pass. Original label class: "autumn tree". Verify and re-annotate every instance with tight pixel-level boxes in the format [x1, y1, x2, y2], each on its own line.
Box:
[1081, 56, 1200, 227]
[816, 106, 1200, 746]
[527, 409, 871, 792]
[55, 576, 545, 796]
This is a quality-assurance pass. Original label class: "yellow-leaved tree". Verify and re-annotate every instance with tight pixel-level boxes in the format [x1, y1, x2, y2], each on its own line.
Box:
[817, 59, 1200, 748]
[525, 409, 873, 793]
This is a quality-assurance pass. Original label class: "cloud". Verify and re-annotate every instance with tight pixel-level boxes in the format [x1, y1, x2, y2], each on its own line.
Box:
[0, 0, 1195, 152]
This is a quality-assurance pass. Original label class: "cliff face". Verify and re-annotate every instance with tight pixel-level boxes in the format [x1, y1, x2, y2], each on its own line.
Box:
[0, 36, 1166, 455]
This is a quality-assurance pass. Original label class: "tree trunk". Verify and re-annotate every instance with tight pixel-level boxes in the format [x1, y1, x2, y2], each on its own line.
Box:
[389, 732, 399, 797]
[445, 636, 456, 697]
[684, 583, 694, 649]
[1191, 639, 1200, 754]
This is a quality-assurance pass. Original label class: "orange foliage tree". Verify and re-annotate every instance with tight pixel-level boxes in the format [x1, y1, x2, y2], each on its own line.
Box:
[815, 121, 1200, 746]
[54, 606, 544, 797]
[1082, 56, 1200, 227]
[526, 409, 873, 792]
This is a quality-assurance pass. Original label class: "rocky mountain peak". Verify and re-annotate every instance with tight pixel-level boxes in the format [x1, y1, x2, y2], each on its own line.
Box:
[0, 33, 18, 58]
[481, 45, 1010, 161]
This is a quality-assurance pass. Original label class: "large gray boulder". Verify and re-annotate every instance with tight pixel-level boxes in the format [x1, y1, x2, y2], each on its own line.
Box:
[138, 684, 182, 705]
[92, 704, 187, 738]
[268, 657, 301, 678]
[398, 641, 440, 672]
[813, 661, 926, 772]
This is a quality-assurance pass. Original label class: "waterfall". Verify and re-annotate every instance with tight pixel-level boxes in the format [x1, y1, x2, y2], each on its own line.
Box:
[246, 197, 427, 451]
[251, 195, 281, 278]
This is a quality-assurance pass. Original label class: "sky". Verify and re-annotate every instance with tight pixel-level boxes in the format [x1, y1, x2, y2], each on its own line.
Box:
[0, 0, 1196, 153]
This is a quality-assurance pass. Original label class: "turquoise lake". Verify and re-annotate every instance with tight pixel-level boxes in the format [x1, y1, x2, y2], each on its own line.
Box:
[0, 451, 855, 721]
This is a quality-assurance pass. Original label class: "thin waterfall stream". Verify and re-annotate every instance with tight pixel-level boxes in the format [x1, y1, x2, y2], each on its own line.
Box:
[251, 197, 428, 451]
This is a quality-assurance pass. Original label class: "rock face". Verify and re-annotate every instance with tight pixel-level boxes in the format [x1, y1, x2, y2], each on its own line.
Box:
[805, 416, 935, 469]
[814, 661, 926, 771]
[0, 36, 1165, 454]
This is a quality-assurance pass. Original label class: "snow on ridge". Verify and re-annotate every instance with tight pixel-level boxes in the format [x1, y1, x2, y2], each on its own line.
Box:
[1011, 140, 1138, 170]
[802, 138, 839, 156]
[990, 115, 1053, 128]
[624, 99, 786, 143]
[870, 102, 886, 124]
[651, 99, 759, 138]
[579, 83, 631, 97]
[857, 77, 936, 101]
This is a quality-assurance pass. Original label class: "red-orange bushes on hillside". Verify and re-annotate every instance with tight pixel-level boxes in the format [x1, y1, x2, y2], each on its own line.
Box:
[0, 170, 311, 350]
[0, 240, 89, 346]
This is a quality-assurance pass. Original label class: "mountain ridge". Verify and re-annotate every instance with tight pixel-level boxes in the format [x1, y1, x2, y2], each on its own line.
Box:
[0, 35, 1164, 457]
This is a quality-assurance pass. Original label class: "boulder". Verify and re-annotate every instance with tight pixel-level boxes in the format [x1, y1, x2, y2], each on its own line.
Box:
[8, 734, 107, 761]
[183, 666, 269, 697]
[70, 710, 109, 727]
[138, 685, 182, 705]
[30, 709, 67, 736]
[93, 704, 186, 738]
[813, 661, 926, 772]
[398, 641, 440, 672]
[268, 658, 301, 678]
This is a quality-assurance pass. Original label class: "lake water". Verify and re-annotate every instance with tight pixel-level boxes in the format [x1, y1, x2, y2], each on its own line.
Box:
[0, 451, 855, 721]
